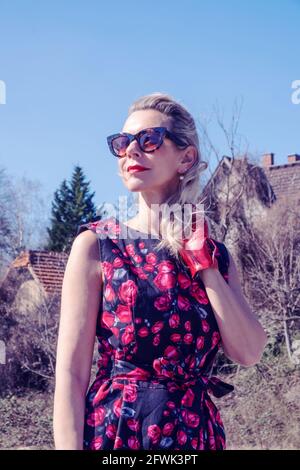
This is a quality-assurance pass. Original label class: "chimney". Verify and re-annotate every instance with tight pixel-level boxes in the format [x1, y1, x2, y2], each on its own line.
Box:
[262, 153, 274, 167]
[287, 154, 300, 163]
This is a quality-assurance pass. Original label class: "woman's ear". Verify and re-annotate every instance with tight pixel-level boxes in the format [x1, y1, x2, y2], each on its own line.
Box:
[178, 145, 197, 172]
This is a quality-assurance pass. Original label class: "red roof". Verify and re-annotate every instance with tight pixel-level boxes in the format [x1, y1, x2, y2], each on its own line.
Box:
[11, 250, 69, 295]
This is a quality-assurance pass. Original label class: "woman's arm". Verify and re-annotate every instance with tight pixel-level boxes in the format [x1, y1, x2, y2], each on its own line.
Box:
[53, 229, 102, 450]
[199, 248, 268, 367]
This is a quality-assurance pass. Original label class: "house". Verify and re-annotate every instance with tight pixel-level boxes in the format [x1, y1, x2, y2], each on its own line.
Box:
[261, 153, 300, 204]
[200, 152, 300, 236]
[0, 250, 68, 315]
[199, 151, 300, 278]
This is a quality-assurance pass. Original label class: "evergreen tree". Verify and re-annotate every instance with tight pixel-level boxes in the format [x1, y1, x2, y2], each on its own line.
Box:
[46, 166, 98, 253]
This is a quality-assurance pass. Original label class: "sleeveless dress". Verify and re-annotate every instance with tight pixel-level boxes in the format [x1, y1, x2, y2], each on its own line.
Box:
[76, 216, 234, 451]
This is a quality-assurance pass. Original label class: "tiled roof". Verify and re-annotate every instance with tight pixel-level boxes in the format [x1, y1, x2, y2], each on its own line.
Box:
[12, 250, 69, 295]
[263, 161, 300, 203]
[201, 154, 300, 206]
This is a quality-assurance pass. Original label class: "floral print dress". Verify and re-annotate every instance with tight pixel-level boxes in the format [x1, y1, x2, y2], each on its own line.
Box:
[76, 216, 234, 451]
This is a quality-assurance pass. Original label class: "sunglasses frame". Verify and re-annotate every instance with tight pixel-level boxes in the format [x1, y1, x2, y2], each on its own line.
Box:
[107, 126, 188, 158]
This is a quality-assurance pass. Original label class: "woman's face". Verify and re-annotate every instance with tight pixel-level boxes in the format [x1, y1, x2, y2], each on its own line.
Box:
[118, 110, 193, 197]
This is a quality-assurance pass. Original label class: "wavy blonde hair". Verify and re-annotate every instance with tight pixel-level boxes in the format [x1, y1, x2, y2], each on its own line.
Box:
[124, 92, 209, 259]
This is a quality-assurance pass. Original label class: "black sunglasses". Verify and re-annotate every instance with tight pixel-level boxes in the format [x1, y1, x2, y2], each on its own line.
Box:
[107, 126, 188, 158]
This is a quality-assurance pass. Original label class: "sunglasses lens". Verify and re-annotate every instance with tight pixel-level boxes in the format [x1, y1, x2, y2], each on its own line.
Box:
[111, 135, 129, 157]
[139, 129, 162, 152]
[109, 128, 163, 157]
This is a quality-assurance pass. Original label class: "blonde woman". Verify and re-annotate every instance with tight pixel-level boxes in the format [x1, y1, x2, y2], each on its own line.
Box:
[53, 92, 267, 450]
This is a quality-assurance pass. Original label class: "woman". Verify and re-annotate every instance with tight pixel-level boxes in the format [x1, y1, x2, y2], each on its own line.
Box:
[53, 92, 267, 450]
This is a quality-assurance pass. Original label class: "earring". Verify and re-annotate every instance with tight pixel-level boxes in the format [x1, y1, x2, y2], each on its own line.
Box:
[179, 174, 184, 180]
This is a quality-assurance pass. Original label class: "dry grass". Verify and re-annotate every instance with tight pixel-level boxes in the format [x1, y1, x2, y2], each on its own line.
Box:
[0, 390, 54, 450]
[219, 353, 300, 450]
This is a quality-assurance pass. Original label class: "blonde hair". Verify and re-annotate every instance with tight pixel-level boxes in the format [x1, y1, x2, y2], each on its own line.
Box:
[125, 92, 208, 259]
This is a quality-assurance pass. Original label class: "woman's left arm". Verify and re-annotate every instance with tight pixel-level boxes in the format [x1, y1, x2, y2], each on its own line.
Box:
[199, 248, 268, 367]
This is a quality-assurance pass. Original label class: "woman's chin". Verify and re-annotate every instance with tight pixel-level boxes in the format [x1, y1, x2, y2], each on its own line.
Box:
[123, 180, 149, 192]
[125, 184, 147, 193]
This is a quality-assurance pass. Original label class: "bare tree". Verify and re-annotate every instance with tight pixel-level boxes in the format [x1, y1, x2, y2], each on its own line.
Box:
[0, 169, 14, 271]
[0, 167, 49, 278]
[0, 270, 100, 395]
[196, 99, 274, 242]
[238, 200, 300, 363]
[195, 101, 299, 366]
[1, 275, 60, 393]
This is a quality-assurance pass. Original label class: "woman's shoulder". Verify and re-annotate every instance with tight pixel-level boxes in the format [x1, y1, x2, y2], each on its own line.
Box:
[68, 228, 103, 285]
[76, 217, 118, 236]
[76, 216, 120, 239]
[73, 218, 116, 272]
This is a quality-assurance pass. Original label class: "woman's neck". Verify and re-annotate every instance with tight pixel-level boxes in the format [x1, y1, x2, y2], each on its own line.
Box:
[125, 214, 161, 238]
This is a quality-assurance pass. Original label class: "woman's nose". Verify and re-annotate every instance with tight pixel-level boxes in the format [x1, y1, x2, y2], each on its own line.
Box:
[125, 139, 142, 158]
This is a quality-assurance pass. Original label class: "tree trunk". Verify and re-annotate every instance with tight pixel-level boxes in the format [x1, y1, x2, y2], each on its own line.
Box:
[283, 318, 294, 363]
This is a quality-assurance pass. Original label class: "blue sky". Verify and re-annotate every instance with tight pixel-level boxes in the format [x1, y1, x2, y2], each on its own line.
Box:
[0, 0, 299, 215]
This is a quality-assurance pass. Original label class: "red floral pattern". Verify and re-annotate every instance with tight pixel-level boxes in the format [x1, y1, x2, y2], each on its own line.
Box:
[76, 217, 234, 451]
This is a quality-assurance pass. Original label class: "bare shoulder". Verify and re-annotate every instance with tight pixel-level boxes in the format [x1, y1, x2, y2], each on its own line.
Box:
[68, 229, 102, 284]
[74, 227, 99, 251]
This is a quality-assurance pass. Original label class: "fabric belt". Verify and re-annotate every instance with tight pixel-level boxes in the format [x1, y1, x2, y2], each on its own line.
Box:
[91, 360, 234, 407]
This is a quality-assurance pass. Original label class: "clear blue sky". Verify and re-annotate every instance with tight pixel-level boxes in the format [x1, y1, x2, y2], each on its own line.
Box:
[0, 0, 299, 215]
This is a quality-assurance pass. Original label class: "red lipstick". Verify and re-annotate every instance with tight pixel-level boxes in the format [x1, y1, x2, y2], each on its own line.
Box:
[127, 165, 150, 173]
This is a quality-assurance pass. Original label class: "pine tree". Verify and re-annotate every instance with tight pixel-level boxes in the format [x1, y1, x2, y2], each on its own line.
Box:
[46, 166, 98, 253]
